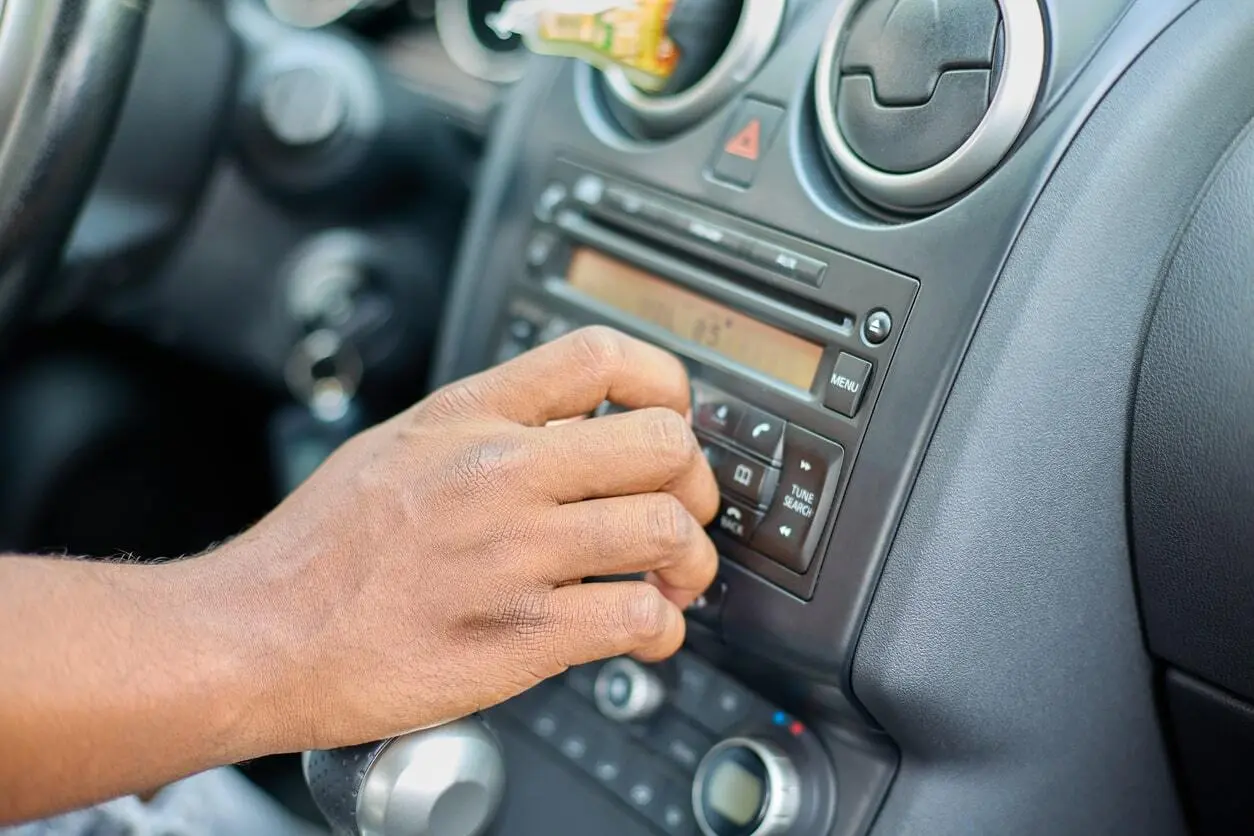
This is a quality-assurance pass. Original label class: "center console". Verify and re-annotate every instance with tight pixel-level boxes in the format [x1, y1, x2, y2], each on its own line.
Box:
[410, 0, 1214, 833]
[491, 652, 837, 836]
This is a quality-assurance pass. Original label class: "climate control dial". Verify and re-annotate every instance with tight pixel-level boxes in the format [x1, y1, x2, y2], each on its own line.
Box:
[692, 737, 801, 836]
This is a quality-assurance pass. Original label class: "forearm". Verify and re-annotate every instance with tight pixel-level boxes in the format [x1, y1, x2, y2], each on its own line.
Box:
[0, 548, 298, 824]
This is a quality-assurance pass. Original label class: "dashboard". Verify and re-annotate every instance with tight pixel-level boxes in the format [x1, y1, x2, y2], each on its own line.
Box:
[418, 0, 1254, 834]
[21, 0, 1254, 833]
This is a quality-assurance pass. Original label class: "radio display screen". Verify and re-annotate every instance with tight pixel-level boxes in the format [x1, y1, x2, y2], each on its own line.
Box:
[565, 248, 823, 390]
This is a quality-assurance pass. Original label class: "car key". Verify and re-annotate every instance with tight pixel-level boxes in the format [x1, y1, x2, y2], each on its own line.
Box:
[270, 329, 366, 496]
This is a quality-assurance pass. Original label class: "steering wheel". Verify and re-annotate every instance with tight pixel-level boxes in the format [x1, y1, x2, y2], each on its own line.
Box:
[0, 0, 148, 335]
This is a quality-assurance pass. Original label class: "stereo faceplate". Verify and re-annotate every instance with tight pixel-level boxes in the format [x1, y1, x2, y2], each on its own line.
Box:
[490, 161, 917, 601]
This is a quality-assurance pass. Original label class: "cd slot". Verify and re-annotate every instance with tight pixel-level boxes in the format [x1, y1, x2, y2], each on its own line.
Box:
[553, 210, 855, 344]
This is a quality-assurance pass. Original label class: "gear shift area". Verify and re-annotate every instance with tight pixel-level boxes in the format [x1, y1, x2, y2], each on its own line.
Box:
[304, 717, 507, 836]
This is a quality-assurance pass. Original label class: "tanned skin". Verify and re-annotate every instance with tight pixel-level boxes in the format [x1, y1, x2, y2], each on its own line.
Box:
[0, 327, 720, 824]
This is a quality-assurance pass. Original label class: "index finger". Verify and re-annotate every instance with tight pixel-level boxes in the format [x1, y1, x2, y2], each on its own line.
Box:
[457, 326, 692, 426]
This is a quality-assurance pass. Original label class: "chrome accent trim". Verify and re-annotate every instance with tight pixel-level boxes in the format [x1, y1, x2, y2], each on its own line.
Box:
[693, 737, 801, 836]
[593, 658, 666, 722]
[601, 0, 787, 135]
[815, 0, 1046, 209]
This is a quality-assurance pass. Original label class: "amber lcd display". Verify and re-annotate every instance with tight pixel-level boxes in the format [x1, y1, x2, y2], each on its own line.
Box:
[565, 248, 823, 390]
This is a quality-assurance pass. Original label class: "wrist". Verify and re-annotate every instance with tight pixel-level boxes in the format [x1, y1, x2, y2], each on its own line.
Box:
[168, 536, 317, 758]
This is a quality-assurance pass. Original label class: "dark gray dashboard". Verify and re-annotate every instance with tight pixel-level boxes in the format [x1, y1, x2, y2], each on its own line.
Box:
[19, 0, 1254, 831]
[427, 0, 1254, 832]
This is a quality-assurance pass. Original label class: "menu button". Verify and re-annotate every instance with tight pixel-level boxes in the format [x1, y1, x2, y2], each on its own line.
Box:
[824, 352, 873, 417]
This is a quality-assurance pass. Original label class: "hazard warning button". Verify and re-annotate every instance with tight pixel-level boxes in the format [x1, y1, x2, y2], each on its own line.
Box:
[710, 99, 786, 188]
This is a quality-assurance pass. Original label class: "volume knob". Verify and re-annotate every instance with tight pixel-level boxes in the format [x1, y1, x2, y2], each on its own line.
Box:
[693, 737, 801, 836]
[593, 658, 666, 723]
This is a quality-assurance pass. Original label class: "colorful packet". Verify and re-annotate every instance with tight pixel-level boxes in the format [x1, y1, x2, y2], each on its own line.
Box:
[488, 0, 680, 92]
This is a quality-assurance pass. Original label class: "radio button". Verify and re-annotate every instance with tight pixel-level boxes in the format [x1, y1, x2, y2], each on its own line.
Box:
[605, 186, 646, 217]
[525, 231, 557, 271]
[700, 439, 726, 471]
[749, 240, 828, 288]
[679, 218, 732, 249]
[573, 174, 605, 206]
[797, 255, 828, 286]
[732, 407, 785, 462]
[692, 385, 744, 438]
[641, 201, 686, 230]
[696, 402, 742, 439]
[715, 229, 755, 257]
[752, 428, 845, 573]
[715, 450, 779, 507]
[824, 352, 873, 417]
[713, 496, 764, 544]
[507, 317, 536, 346]
[644, 712, 714, 773]
[534, 182, 567, 222]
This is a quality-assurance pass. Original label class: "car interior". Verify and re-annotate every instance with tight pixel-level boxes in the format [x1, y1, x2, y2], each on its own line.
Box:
[1, 0, 1253, 833]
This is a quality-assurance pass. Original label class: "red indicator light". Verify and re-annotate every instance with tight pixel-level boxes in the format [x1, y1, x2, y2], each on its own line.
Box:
[789, 721, 805, 737]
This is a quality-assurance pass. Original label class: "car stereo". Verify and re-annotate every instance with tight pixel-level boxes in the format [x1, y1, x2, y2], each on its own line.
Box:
[491, 160, 918, 599]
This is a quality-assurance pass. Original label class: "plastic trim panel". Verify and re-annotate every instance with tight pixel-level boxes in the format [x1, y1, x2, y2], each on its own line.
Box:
[852, 0, 1254, 832]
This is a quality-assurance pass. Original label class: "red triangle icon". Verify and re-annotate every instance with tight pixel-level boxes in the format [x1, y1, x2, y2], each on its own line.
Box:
[724, 118, 762, 161]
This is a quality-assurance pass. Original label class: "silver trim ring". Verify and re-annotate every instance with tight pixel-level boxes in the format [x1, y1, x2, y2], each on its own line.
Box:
[815, 0, 1046, 210]
[435, 0, 528, 84]
[692, 737, 801, 836]
[593, 658, 665, 722]
[602, 0, 787, 135]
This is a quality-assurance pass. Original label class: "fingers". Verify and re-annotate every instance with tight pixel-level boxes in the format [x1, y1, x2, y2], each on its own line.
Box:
[533, 408, 720, 524]
[548, 581, 687, 666]
[434, 327, 693, 426]
[539, 493, 718, 606]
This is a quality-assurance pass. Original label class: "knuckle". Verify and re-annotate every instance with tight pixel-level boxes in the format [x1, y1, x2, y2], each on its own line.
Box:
[498, 588, 557, 638]
[423, 381, 486, 420]
[642, 408, 699, 472]
[448, 434, 523, 495]
[503, 591, 567, 675]
[643, 493, 696, 558]
[470, 587, 567, 676]
[618, 585, 673, 644]
[694, 539, 719, 589]
[567, 326, 626, 380]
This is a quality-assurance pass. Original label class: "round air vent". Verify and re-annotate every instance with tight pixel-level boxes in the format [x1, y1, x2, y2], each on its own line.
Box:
[815, 0, 1045, 211]
[436, 0, 528, 83]
[593, 0, 786, 139]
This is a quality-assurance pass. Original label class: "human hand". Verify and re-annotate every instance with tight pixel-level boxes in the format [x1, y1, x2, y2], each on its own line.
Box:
[221, 326, 719, 753]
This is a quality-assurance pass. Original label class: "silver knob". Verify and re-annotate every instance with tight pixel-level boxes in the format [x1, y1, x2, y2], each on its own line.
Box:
[304, 717, 506, 836]
[692, 737, 801, 836]
[593, 658, 666, 723]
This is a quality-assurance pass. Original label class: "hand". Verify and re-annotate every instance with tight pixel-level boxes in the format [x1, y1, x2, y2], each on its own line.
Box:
[222, 326, 720, 752]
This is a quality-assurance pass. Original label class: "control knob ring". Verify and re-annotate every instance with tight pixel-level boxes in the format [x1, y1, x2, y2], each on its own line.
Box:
[692, 736, 802, 836]
[814, 0, 1046, 210]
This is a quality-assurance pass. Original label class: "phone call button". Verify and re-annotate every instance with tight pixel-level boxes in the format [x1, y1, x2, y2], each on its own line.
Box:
[732, 406, 785, 462]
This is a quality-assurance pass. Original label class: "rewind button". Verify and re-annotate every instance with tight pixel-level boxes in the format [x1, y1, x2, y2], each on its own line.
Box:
[750, 426, 844, 573]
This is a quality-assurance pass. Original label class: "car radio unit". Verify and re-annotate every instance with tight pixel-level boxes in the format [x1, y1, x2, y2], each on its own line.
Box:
[491, 159, 918, 600]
